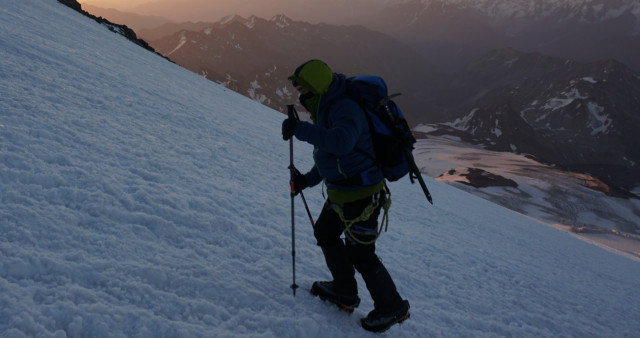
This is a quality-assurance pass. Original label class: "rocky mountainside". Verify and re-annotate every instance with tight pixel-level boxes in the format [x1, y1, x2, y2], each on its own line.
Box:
[426, 48, 640, 194]
[147, 15, 444, 121]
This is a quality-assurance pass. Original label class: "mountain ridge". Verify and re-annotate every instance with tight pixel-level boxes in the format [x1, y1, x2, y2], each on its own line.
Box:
[147, 14, 443, 122]
[368, 0, 640, 73]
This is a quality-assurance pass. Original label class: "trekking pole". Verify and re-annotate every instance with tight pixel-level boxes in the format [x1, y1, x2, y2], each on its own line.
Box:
[287, 105, 299, 296]
[286, 105, 315, 227]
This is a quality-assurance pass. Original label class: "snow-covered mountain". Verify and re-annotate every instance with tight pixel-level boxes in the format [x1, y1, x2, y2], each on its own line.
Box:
[2, 1, 639, 336]
[428, 48, 640, 195]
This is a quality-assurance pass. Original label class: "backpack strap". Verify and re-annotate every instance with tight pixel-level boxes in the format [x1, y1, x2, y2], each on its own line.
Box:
[328, 96, 399, 187]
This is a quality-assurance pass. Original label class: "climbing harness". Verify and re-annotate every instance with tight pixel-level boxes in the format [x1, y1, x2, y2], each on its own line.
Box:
[331, 184, 392, 245]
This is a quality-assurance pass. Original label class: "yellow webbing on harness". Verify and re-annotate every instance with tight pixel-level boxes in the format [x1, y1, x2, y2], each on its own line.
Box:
[331, 186, 391, 245]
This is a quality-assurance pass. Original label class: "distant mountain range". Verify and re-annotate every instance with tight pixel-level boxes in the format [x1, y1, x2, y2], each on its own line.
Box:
[81, 1, 640, 194]
[146, 14, 443, 123]
[425, 48, 640, 194]
[86, 0, 640, 73]
[369, 0, 640, 73]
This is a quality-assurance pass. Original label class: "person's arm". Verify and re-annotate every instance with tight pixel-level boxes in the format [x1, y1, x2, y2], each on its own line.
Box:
[294, 101, 365, 155]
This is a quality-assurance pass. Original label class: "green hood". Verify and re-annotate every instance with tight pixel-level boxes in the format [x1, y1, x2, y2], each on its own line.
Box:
[288, 59, 334, 96]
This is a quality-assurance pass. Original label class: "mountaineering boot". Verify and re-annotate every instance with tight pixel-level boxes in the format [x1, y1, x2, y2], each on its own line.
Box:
[314, 245, 359, 312]
[356, 256, 409, 331]
[310, 281, 361, 313]
[361, 299, 410, 332]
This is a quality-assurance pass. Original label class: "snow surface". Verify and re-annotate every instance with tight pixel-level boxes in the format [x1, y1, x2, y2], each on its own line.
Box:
[413, 135, 640, 261]
[1, 2, 639, 337]
[542, 87, 588, 112]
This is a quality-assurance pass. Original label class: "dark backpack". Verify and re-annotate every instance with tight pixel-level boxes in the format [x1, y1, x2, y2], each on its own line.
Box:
[346, 75, 433, 203]
[346, 75, 416, 181]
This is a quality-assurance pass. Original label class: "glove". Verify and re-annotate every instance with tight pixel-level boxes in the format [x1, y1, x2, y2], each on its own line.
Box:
[290, 166, 307, 195]
[282, 117, 298, 140]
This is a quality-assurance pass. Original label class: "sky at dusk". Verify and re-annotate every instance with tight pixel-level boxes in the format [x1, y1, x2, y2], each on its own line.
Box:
[78, 0, 395, 23]
[79, 0, 144, 10]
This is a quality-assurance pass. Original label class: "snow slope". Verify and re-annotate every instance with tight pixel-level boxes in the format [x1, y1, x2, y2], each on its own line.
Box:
[1, 1, 639, 337]
[411, 129, 640, 261]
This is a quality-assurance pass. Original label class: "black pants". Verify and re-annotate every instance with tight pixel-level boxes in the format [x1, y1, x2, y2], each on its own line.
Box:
[314, 194, 402, 310]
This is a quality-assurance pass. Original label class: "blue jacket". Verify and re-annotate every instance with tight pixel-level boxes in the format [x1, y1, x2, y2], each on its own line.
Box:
[294, 74, 384, 191]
